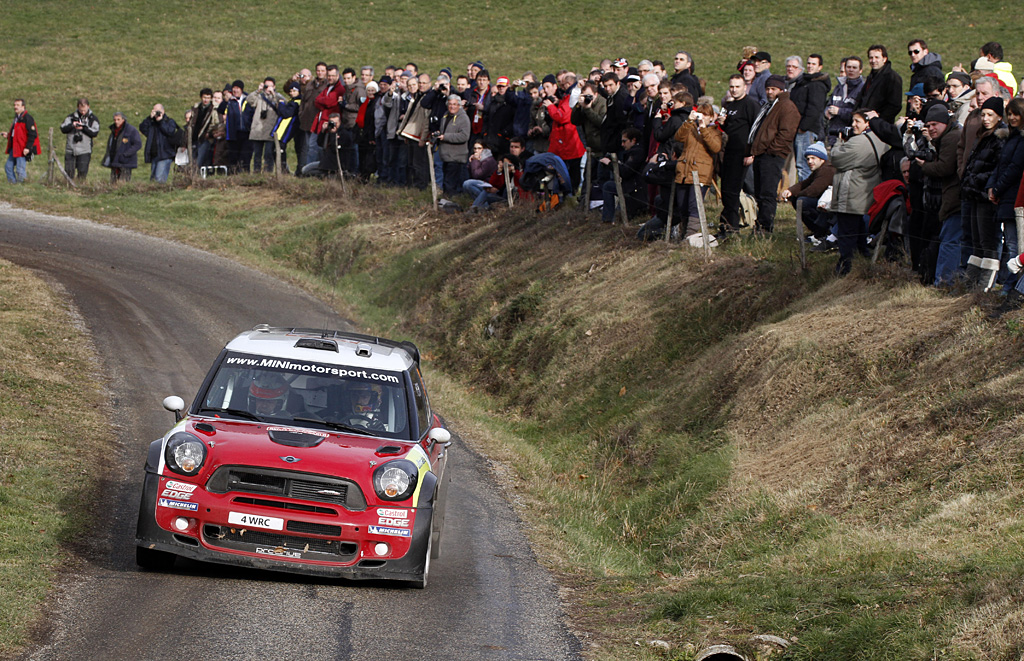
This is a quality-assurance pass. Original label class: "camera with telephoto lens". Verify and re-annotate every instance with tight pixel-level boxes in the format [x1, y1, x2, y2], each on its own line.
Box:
[582, 94, 595, 104]
[328, 119, 338, 130]
[905, 147, 936, 162]
[831, 126, 852, 141]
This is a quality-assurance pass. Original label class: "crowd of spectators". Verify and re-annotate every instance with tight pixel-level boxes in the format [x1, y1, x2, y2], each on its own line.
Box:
[4, 41, 1024, 302]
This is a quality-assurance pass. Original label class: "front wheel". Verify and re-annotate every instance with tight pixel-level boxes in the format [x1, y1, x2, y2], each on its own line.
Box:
[408, 535, 431, 589]
[136, 545, 176, 571]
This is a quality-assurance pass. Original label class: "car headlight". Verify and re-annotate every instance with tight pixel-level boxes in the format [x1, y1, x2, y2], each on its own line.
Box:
[165, 432, 208, 476]
[372, 460, 418, 501]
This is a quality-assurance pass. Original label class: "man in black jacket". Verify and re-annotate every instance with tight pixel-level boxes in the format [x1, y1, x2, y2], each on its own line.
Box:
[670, 51, 701, 101]
[599, 128, 645, 222]
[138, 103, 179, 183]
[790, 55, 830, 180]
[862, 45, 904, 123]
[717, 74, 760, 238]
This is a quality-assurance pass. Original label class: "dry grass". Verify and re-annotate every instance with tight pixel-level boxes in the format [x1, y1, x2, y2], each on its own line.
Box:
[0, 260, 113, 659]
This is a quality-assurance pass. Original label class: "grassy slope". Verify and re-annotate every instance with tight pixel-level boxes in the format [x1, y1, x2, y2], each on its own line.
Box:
[2, 2, 1024, 659]
[4, 179, 1024, 660]
[0, 260, 112, 658]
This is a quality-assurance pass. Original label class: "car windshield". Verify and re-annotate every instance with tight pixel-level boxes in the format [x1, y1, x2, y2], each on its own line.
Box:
[197, 351, 412, 440]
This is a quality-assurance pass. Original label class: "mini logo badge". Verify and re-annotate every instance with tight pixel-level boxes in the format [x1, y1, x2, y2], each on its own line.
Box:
[280, 456, 301, 463]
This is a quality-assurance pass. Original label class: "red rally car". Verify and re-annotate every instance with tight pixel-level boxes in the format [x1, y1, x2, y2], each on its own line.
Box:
[135, 325, 452, 588]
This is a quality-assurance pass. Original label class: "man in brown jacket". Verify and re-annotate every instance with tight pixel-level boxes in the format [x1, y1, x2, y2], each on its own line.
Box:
[296, 62, 328, 172]
[746, 74, 801, 233]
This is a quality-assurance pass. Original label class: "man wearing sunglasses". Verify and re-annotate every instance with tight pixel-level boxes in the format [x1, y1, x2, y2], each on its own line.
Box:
[907, 39, 943, 114]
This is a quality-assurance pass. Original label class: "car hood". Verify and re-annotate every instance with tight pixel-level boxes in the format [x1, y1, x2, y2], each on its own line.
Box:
[180, 418, 419, 479]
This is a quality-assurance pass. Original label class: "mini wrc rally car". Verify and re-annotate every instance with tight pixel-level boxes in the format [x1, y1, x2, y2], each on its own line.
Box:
[135, 325, 452, 588]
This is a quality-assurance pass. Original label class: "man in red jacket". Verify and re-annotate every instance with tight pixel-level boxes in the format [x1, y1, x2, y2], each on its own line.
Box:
[3, 99, 41, 183]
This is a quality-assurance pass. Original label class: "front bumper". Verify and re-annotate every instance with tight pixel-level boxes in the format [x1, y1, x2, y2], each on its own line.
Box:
[135, 469, 431, 582]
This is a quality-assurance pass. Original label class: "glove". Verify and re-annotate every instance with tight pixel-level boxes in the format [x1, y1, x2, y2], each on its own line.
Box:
[1008, 255, 1023, 274]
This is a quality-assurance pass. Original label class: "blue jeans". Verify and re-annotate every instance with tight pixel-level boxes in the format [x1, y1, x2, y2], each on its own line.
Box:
[960, 198, 974, 268]
[5, 154, 27, 183]
[306, 132, 322, 166]
[999, 213, 1019, 292]
[195, 141, 213, 168]
[794, 131, 817, 181]
[150, 159, 172, 183]
[463, 178, 502, 208]
[934, 213, 963, 286]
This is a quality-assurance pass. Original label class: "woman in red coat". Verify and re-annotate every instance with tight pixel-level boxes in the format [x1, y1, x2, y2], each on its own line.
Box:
[543, 84, 584, 195]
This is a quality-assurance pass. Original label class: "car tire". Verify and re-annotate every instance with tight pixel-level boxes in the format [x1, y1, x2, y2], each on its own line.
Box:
[430, 473, 450, 560]
[136, 545, 176, 571]
[409, 535, 430, 589]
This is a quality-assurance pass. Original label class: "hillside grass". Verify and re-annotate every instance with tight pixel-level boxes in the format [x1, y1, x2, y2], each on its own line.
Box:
[0, 260, 113, 658]
[1, 0, 1022, 151]
[4, 177, 1024, 659]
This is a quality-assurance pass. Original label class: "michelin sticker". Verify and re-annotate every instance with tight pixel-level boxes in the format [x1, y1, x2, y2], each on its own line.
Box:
[369, 525, 412, 538]
[158, 498, 199, 511]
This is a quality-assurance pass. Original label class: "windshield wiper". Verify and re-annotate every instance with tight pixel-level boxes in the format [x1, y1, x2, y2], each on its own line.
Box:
[292, 417, 367, 435]
[198, 407, 263, 422]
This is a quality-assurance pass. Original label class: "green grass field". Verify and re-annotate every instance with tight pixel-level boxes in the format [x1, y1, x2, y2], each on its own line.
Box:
[3, 3, 1024, 660]
[2, 0, 1022, 138]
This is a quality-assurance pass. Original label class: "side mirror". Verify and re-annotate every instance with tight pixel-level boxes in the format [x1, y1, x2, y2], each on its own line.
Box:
[162, 396, 186, 423]
[427, 427, 451, 450]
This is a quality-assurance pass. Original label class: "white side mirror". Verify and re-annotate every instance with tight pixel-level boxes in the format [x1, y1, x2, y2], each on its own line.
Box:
[427, 427, 451, 446]
[162, 396, 186, 422]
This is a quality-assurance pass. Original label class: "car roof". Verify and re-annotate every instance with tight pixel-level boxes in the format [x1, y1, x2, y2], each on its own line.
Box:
[224, 325, 419, 373]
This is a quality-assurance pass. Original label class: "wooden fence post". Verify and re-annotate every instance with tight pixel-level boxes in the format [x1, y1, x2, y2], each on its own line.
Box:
[582, 148, 592, 210]
[692, 170, 711, 261]
[665, 179, 676, 244]
[610, 153, 628, 225]
[425, 140, 438, 211]
[796, 198, 807, 270]
[503, 163, 514, 208]
[273, 133, 282, 182]
[47, 128, 55, 186]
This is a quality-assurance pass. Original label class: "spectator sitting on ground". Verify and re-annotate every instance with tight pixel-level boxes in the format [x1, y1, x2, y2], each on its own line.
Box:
[781, 141, 836, 244]
[599, 127, 646, 223]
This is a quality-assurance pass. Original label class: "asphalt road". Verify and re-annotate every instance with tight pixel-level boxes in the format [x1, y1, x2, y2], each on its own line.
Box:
[0, 204, 581, 661]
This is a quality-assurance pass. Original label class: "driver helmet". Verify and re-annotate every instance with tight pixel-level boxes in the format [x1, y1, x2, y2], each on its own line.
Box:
[348, 382, 379, 415]
[249, 372, 288, 416]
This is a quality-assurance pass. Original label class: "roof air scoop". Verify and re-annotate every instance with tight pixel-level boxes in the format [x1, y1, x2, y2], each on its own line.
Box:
[355, 342, 373, 357]
[295, 338, 339, 352]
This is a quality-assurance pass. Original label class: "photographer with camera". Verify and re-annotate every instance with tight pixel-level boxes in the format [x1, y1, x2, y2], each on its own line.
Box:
[526, 82, 551, 154]
[300, 112, 344, 178]
[247, 77, 286, 174]
[829, 108, 890, 275]
[59, 98, 100, 181]
[908, 104, 961, 285]
[138, 103, 179, 183]
[571, 81, 606, 152]
[543, 75, 584, 195]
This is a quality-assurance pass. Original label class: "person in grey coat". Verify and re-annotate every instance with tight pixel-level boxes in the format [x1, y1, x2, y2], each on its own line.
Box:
[246, 77, 286, 174]
[59, 98, 100, 180]
[830, 109, 890, 275]
[435, 95, 470, 196]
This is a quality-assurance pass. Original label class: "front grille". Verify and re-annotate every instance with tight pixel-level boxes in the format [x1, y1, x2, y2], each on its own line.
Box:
[287, 520, 342, 536]
[203, 524, 358, 558]
[232, 496, 337, 516]
[206, 466, 366, 511]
